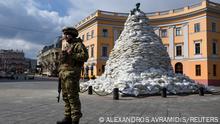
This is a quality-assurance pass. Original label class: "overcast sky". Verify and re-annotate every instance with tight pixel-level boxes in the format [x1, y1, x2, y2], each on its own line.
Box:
[0, 0, 219, 59]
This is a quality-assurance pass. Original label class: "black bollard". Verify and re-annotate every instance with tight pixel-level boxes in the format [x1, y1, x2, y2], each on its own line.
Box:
[161, 87, 167, 98]
[113, 88, 119, 100]
[88, 86, 93, 95]
[199, 87, 204, 96]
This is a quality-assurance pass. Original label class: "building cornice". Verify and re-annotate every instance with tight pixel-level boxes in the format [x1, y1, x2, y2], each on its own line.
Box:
[149, 8, 207, 22]
[76, 17, 97, 31]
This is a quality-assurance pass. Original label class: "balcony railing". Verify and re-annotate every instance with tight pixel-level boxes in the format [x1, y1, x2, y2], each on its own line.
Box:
[159, 10, 170, 15]
[189, 2, 202, 9]
[75, 11, 97, 28]
[145, 12, 158, 16]
[76, 0, 218, 27]
[117, 13, 129, 17]
[173, 7, 184, 13]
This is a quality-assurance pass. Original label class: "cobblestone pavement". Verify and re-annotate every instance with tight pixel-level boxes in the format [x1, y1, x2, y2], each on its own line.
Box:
[0, 80, 220, 124]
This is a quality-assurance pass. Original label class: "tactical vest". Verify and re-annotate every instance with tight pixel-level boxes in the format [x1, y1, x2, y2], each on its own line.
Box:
[60, 42, 86, 68]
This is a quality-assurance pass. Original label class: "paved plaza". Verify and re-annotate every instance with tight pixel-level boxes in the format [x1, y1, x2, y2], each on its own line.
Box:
[0, 79, 220, 124]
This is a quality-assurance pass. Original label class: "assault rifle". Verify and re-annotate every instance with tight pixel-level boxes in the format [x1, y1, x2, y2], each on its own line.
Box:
[57, 78, 61, 103]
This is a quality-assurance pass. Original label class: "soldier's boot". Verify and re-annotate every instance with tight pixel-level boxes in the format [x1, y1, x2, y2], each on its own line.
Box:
[72, 120, 79, 124]
[57, 116, 72, 124]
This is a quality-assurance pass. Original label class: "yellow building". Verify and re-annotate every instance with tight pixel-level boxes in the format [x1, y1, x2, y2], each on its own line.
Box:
[75, 0, 220, 86]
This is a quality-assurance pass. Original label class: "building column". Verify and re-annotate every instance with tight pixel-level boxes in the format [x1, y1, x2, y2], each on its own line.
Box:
[183, 23, 189, 58]
[93, 64, 96, 76]
[169, 26, 175, 59]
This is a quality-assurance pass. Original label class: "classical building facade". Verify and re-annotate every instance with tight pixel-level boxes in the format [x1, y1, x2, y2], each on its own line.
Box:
[75, 0, 220, 86]
[37, 38, 61, 76]
[0, 50, 26, 75]
[0, 49, 37, 78]
[25, 58, 37, 74]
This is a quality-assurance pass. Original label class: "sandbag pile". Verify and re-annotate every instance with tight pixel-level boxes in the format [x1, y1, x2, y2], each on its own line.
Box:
[80, 9, 199, 96]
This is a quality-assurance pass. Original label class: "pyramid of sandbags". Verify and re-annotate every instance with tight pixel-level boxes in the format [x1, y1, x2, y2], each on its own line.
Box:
[81, 5, 198, 96]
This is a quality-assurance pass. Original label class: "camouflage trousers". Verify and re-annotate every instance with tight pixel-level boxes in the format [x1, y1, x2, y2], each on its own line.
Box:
[59, 66, 82, 122]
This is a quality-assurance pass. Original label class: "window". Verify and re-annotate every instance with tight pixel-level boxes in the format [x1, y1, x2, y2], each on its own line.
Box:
[102, 29, 108, 37]
[86, 32, 90, 40]
[194, 23, 200, 32]
[212, 41, 217, 55]
[90, 65, 94, 76]
[212, 22, 217, 32]
[91, 45, 94, 58]
[195, 65, 201, 76]
[213, 64, 217, 76]
[85, 66, 89, 75]
[102, 65, 105, 73]
[55, 52, 59, 59]
[102, 46, 108, 57]
[161, 29, 167, 37]
[176, 27, 182, 36]
[175, 63, 183, 74]
[195, 42, 201, 55]
[91, 30, 94, 38]
[86, 46, 89, 57]
[176, 45, 182, 56]
[81, 35, 84, 41]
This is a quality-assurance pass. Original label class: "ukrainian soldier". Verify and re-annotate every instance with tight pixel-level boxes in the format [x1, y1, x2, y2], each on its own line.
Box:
[57, 27, 88, 124]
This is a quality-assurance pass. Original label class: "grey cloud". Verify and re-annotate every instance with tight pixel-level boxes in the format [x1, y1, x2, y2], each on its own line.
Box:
[0, 1, 64, 45]
[0, 0, 73, 58]
[0, 37, 43, 58]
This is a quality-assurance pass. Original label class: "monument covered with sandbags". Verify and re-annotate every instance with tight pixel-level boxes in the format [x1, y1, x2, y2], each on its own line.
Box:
[81, 3, 200, 96]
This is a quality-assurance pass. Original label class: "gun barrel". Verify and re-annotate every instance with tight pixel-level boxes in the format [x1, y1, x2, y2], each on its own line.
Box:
[57, 78, 61, 103]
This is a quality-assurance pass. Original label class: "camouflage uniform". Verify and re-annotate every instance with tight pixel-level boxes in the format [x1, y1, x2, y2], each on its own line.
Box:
[57, 27, 88, 124]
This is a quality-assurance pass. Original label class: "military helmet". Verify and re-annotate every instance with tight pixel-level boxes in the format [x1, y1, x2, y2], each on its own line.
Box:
[62, 27, 78, 37]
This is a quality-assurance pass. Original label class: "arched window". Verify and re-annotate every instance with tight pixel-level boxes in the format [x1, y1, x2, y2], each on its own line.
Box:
[175, 62, 183, 74]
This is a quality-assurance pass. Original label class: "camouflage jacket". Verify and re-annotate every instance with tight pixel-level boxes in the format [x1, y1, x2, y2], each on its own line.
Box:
[60, 39, 88, 68]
